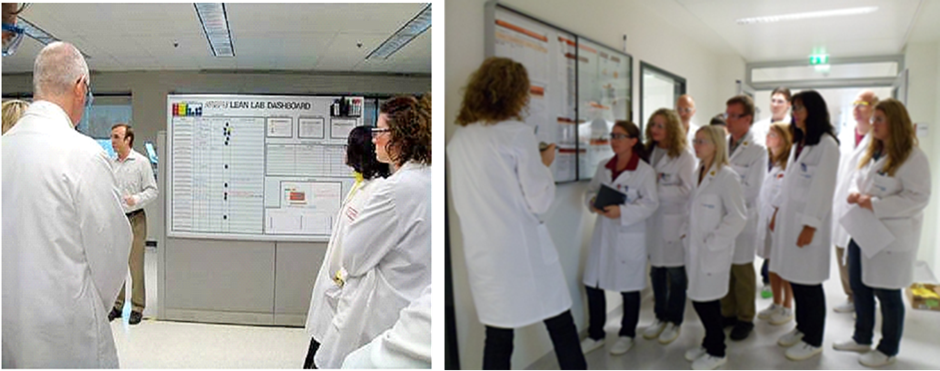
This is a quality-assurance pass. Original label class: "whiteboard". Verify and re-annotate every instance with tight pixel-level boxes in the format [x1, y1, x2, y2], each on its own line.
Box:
[166, 94, 364, 242]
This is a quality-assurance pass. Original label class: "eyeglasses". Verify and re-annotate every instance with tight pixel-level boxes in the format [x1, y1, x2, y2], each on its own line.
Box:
[693, 139, 711, 145]
[792, 105, 805, 112]
[853, 100, 871, 107]
[82, 78, 94, 106]
[723, 113, 746, 120]
[676, 107, 694, 114]
[371, 127, 390, 137]
[2, 23, 25, 57]
[609, 133, 633, 140]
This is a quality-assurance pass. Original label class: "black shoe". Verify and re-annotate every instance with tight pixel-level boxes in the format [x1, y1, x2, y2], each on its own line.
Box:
[108, 307, 122, 322]
[722, 316, 737, 328]
[730, 321, 754, 341]
[129, 311, 143, 325]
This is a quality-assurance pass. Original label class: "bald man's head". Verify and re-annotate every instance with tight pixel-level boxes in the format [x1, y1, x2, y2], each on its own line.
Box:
[676, 94, 696, 124]
[853, 90, 879, 127]
[33, 42, 89, 98]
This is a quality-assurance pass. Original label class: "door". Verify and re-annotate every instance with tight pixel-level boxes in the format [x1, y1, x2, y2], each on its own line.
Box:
[892, 69, 908, 105]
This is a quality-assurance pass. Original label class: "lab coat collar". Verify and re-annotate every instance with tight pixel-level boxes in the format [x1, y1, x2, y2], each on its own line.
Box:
[22, 100, 75, 132]
[728, 130, 754, 159]
[694, 163, 719, 198]
[397, 161, 428, 174]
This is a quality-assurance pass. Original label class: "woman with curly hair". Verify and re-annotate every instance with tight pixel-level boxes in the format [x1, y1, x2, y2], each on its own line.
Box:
[448, 57, 587, 369]
[313, 94, 431, 369]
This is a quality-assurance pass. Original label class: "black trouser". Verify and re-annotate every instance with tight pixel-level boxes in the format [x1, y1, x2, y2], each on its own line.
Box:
[650, 266, 687, 325]
[849, 240, 905, 356]
[585, 285, 640, 340]
[692, 300, 725, 357]
[303, 337, 320, 369]
[761, 260, 770, 285]
[790, 282, 826, 347]
[483, 310, 587, 370]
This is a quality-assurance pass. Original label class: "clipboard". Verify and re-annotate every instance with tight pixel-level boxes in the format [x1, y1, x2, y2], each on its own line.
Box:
[594, 184, 626, 210]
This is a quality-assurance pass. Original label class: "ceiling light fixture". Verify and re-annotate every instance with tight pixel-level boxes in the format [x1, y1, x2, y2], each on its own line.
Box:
[736, 6, 878, 25]
[16, 17, 92, 59]
[366, 3, 430, 60]
[194, 3, 235, 57]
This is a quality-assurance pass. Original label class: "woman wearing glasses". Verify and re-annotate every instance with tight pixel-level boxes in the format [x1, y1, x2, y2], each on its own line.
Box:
[769, 90, 840, 361]
[833, 99, 931, 367]
[313, 95, 431, 369]
[681, 126, 746, 370]
[580, 120, 659, 356]
[641, 108, 696, 344]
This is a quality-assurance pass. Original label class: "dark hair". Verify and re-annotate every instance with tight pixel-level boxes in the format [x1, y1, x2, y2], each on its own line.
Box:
[111, 123, 134, 147]
[790, 90, 838, 146]
[613, 120, 648, 163]
[709, 113, 727, 126]
[771, 87, 792, 101]
[726, 95, 755, 119]
[346, 126, 390, 180]
[380, 95, 432, 166]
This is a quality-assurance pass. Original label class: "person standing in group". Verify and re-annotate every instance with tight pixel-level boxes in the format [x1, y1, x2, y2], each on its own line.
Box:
[447, 57, 587, 370]
[719, 95, 767, 341]
[709, 113, 728, 135]
[107, 123, 158, 326]
[303, 126, 391, 369]
[682, 126, 747, 370]
[2, 99, 29, 134]
[755, 122, 795, 326]
[580, 120, 659, 356]
[832, 99, 931, 367]
[769, 90, 840, 361]
[831, 90, 879, 315]
[676, 94, 700, 146]
[2, 41, 132, 368]
[314, 95, 431, 369]
[642, 108, 696, 344]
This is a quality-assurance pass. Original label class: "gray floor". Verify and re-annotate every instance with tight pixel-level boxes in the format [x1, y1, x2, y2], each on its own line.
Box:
[527, 258, 940, 370]
[110, 247, 309, 368]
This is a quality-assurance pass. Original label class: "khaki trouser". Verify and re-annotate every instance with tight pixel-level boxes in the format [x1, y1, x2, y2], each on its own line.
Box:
[114, 211, 147, 313]
[721, 263, 756, 322]
[835, 246, 853, 301]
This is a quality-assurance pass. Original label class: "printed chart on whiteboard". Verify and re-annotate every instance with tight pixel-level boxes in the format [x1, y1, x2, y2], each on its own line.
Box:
[167, 94, 364, 241]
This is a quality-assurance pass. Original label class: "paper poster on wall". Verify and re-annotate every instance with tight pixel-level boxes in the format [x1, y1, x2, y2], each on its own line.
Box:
[577, 38, 631, 180]
[167, 94, 363, 241]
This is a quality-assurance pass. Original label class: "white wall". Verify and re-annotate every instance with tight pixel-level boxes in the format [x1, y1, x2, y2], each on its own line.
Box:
[445, 0, 743, 368]
[902, 42, 940, 278]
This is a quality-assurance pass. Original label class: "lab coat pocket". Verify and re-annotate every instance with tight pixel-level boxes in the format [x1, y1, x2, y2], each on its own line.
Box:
[871, 173, 901, 198]
[792, 163, 816, 202]
[537, 223, 560, 264]
[662, 214, 684, 243]
[698, 194, 722, 232]
[324, 285, 342, 313]
[702, 238, 732, 274]
[331, 289, 353, 331]
[730, 164, 748, 186]
[618, 231, 646, 263]
[882, 218, 915, 253]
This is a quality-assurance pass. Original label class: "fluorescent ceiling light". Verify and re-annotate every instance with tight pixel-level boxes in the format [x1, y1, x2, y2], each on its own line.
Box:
[194, 3, 235, 57]
[736, 6, 878, 25]
[366, 4, 430, 60]
[17, 17, 91, 59]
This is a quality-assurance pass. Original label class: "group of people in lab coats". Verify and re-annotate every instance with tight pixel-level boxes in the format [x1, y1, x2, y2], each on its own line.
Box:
[449, 57, 932, 370]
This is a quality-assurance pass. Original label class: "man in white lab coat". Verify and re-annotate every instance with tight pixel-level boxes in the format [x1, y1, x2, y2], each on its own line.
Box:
[676, 94, 700, 146]
[2, 42, 132, 368]
[830, 90, 878, 314]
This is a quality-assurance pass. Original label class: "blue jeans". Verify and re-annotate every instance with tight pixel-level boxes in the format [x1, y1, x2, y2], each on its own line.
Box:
[849, 240, 905, 357]
[650, 266, 687, 325]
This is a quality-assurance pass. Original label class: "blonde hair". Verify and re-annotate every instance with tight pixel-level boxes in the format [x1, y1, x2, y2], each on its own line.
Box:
[858, 98, 916, 176]
[644, 108, 687, 158]
[2, 100, 30, 134]
[695, 125, 730, 171]
[768, 122, 793, 170]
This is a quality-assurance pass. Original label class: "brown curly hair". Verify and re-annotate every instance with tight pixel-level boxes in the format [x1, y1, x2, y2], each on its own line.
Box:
[644, 108, 687, 158]
[381, 94, 431, 166]
[455, 57, 530, 126]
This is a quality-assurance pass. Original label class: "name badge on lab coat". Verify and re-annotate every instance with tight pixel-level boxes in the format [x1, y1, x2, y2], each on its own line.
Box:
[659, 172, 680, 186]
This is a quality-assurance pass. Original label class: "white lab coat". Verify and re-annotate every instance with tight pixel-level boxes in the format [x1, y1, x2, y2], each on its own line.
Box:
[683, 165, 747, 302]
[769, 135, 840, 285]
[305, 178, 381, 342]
[447, 120, 572, 328]
[727, 131, 768, 264]
[583, 155, 659, 292]
[831, 127, 872, 248]
[341, 285, 432, 369]
[846, 148, 931, 289]
[2, 101, 132, 368]
[647, 147, 696, 267]
[314, 162, 431, 369]
[755, 164, 786, 259]
[685, 121, 701, 148]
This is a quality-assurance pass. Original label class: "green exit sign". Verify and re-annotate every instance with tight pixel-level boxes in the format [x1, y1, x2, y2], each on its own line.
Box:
[810, 54, 829, 65]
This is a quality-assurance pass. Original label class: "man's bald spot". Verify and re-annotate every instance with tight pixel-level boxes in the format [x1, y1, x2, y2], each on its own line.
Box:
[857, 90, 877, 103]
[677, 94, 695, 107]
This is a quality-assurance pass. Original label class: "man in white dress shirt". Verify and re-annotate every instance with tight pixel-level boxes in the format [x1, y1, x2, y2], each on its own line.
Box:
[107, 123, 158, 325]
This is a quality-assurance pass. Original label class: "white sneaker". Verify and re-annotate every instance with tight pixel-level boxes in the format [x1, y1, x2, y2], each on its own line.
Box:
[758, 303, 781, 320]
[609, 336, 634, 355]
[685, 346, 707, 362]
[769, 307, 794, 325]
[834, 300, 855, 313]
[692, 354, 727, 370]
[778, 328, 804, 347]
[642, 319, 667, 339]
[833, 339, 872, 353]
[785, 341, 823, 361]
[580, 337, 605, 354]
[658, 322, 680, 344]
[859, 350, 896, 367]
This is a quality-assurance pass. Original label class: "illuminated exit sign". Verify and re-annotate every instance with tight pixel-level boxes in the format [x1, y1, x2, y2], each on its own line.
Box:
[810, 54, 829, 65]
